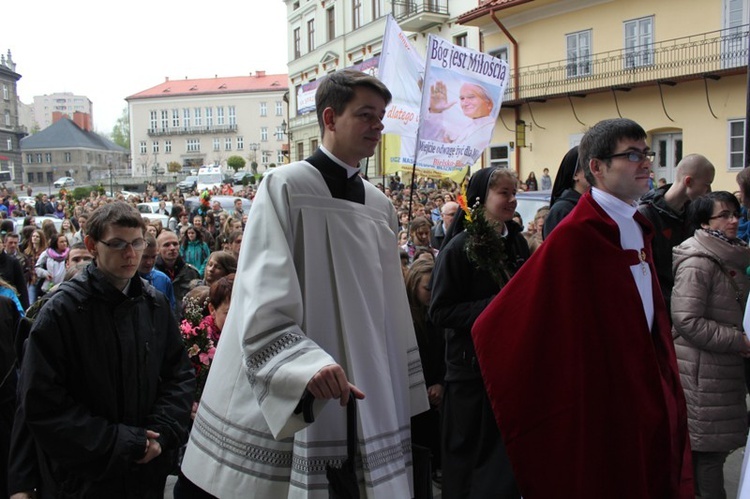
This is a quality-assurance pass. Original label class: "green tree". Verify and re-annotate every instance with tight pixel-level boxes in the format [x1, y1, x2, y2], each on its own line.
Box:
[110, 108, 130, 150]
[250, 161, 258, 175]
[167, 161, 182, 174]
[227, 155, 246, 173]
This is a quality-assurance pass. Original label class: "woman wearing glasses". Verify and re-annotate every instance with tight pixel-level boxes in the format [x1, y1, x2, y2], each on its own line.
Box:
[671, 191, 750, 498]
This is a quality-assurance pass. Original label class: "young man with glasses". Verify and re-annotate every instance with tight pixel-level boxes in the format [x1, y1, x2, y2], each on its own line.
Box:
[472, 118, 693, 498]
[10, 201, 194, 498]
[638, 153, 715, 313]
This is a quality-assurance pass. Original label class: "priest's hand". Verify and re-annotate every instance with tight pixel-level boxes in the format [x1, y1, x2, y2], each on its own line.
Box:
[308, 364, 366, 406]
[429, 81, 455, 114]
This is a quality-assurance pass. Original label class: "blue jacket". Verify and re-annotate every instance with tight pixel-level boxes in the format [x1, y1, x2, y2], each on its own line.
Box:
[139, 269, 177, 312]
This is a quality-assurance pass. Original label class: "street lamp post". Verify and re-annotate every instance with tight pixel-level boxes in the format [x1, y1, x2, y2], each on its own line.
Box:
[281, 120, 292, 163]
[248, 143, 260, 173]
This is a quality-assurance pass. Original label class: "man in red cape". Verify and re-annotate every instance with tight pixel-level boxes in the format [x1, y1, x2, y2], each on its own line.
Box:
[472, 118, 693, 498]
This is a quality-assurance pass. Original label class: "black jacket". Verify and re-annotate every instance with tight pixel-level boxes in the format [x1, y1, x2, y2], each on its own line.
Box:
[429, 223, 529, 381]
[0, 251, 29, 309]
[542, 188, 581, 239]
[12, 264, 194, 498]
[637, 184, 688, 312]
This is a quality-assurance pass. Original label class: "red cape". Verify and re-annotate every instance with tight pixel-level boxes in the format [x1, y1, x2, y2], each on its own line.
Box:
[472, 192, 692, 499]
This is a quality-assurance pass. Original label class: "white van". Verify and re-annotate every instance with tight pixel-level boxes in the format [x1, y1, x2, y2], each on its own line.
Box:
[197, 166, 223, 193]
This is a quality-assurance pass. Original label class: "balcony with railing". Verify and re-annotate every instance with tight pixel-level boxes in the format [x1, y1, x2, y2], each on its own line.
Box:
[504, 25, 749, 105]
[391, 0, 449, 31]
[147, 124, 238, 137]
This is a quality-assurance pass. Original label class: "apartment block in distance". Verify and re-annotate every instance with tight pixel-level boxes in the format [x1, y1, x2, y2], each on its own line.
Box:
[126, 72, 288, 178]
[32, 92, 94, 131]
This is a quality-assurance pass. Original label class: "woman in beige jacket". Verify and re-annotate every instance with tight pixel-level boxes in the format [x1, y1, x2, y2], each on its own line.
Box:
[672, 191, 750, 499]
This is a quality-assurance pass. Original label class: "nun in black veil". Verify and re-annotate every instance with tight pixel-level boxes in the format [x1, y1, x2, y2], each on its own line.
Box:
[428, 166, 528, 499]
[542, 146, 589, 239]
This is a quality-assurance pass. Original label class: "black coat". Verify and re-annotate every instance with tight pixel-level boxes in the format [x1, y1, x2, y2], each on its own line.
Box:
[637, 184, 688, 312]
[12, 265, 194, 498]
[429, 223, 529, 381]
[0, 252, 29, 309]
[542, 187, 582, 239]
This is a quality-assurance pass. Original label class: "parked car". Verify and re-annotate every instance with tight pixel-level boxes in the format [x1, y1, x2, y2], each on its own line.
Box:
[184, 195, 251, 217]
[53, 177, 75, 188]
[233, 171, 254, 185]
[515, 190, 551, 229]
[136, 202, 173, 226]
[178, 176, 198, 193]
[10, 215, 63, 234]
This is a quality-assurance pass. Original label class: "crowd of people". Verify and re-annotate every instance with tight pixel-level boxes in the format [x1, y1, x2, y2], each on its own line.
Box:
[1, 68, 750, 499]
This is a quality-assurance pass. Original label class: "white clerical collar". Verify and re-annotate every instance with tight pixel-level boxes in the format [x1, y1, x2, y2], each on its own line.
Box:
[319, 145, 361, 178]
[591, 187, 637, 219]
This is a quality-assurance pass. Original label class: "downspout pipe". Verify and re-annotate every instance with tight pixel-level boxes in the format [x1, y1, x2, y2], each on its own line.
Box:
[490, 10, 521, 176]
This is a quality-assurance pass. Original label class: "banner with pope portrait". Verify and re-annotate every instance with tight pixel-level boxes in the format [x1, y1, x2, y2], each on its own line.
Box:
[413, 34, 509, 181]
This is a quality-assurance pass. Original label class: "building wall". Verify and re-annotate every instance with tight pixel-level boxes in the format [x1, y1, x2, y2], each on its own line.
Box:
[284, 0, 482, 174]
[128, 87, 288, 178]
[470, 0, 749, 190]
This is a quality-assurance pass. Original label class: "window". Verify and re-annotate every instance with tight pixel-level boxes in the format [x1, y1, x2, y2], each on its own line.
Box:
[225, 138, 232, 151]
[260, 102, 267, 117]
[194, 108, 202, 126]
[36, 153, 42, 163]
[213, 138, 221, 151]
[327, 7, 336, 41]
[183, 108, 191, 128]
[26, 153, 33, 163]
[489, 145, 509, 169]
[278, 150, 286, 163]
[187, 139, 201, 152]
[624, 16, 654, 68]
[307, 19, 315, 52]
[237, 136, 244, 150]
[261, 127, 268, 141]
[2, 84, 8, 100]
[149, 111, 158, 130]
[27, 173, 33, 183]
[723, 0, 748, 67]
[45, 153, 52, 163]
[353, 0, 362, 29]
[262, 150, 271, 163]
[228, 106, 236, 125]
[217, 107, 225, 125]
[152, 141, 159, 153]
[729, 119, 746, 169]
[140, 141, 147, 154]
[566, 30, 592, 78]
[206, 107, 213, 127]
[36, 172, 43, 183]
[372, 0, 382, 19]
[454, 34, 467, 47]
[64, 152, 71, 162]
[276, 126, 284, 141]
[294, 28, 301, 58]
[4, 110, 9, 126]
[161, 110, 169, 129]
[172, 109, 180, 127]
[276, 101, 283, 116]
[165, 140, 172, 153]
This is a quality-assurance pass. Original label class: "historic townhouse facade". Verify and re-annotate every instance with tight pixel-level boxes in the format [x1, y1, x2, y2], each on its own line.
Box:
[459, 0, 749, 191]
[0, 50, 26, 185]
[126, 72, 288, 178]
[283, 0, 482, 176]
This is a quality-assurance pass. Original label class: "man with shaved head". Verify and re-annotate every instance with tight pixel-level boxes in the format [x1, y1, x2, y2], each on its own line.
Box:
[638, 153, 715, 312]
[154, 231, 199, 306]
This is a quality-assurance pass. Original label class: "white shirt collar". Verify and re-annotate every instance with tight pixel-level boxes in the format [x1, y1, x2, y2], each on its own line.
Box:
[590, 187, 637, 219]
[320, 145, 361, 179]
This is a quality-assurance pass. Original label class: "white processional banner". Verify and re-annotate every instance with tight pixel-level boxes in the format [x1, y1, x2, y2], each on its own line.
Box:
[414, 34, 510, 181]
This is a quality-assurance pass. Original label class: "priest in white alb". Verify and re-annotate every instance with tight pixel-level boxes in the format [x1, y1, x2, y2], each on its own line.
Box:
[178, 69, 429, 498]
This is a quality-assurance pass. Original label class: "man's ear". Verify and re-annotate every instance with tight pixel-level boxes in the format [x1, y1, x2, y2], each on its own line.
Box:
[322, 107, 336, 132]
[588, 158, 602, 177]
[84, 235, 96, 257]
